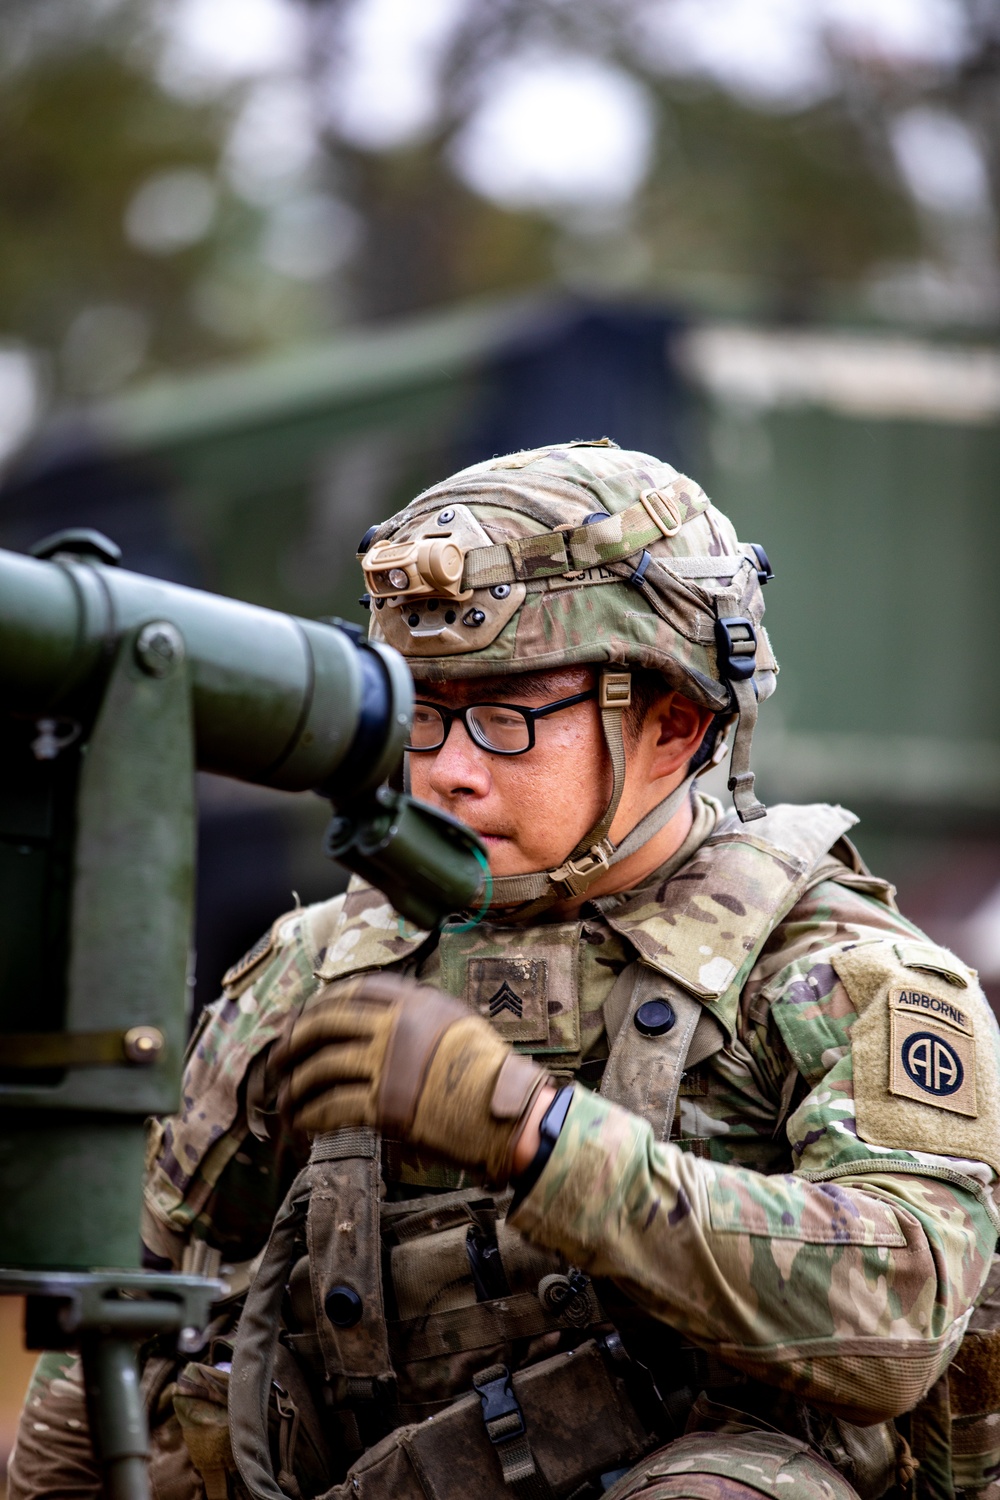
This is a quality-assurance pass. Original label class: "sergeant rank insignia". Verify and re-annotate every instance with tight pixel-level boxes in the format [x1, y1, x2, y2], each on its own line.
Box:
[889, 986, 977, 1118]
[467, 957, 549, 1045]
[488, 981, 524, 1019]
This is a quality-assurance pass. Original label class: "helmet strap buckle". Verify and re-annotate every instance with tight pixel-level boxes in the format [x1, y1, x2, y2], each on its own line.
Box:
[548, 840, 615, 899]
[714, 616, 757, 680]
[598, 669, 632, 709]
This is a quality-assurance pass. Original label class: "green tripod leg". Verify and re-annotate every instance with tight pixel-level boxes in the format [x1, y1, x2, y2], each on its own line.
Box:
[82, 1334, 151, 1500]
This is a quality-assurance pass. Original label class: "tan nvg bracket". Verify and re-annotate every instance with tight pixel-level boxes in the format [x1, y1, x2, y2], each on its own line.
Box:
[363, 505, 526, 658]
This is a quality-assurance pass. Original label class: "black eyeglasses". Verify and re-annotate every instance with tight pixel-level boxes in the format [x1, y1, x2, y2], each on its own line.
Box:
[407, 690, 596, 756]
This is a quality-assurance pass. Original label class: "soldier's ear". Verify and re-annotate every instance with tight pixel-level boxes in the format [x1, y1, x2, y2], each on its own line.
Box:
[647, 693, 714, 779]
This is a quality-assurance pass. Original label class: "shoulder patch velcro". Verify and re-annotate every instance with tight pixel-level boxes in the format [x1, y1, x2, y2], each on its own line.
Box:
[833, 943, 1000, 1173]
[221, 907, 300, 995]
[894, 940, 972, 989]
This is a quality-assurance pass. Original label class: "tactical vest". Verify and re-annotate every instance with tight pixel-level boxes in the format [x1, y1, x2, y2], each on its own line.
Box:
[158, 806, 999, 1500]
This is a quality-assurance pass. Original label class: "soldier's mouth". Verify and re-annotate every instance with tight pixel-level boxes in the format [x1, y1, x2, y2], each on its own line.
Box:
[461, 824, 515, 846]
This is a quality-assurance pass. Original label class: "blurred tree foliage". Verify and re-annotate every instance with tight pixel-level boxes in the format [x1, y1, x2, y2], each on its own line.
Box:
[1, 0, 996, 404]
[1, 57, 215, 354]
[324, 0, 923, 320]
[334, 143, 558, 319]
[0, 1, 241, 380]
[635, 88, 918, 309]
[331, 85, 919, 320]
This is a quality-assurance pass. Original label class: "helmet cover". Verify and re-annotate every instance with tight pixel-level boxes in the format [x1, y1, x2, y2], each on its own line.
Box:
[362, 439, 777, 716]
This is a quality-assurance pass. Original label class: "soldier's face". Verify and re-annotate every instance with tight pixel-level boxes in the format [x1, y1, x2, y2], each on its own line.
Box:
[410, 666, 700, 882]
[409, 667, 608, 878]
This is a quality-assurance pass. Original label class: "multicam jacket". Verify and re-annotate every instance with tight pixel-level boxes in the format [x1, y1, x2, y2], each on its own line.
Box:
[11, 796, 1000, 1500]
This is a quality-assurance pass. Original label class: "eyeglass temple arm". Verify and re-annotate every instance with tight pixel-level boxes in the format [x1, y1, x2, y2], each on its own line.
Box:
[527, 688, 598, 720]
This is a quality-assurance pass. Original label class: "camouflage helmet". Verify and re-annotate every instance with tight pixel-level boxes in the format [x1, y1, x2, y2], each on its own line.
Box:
[360, 439, 777, 910]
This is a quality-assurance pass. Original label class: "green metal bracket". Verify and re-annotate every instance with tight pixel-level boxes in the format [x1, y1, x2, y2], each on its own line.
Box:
[0, 619, 194, 1270]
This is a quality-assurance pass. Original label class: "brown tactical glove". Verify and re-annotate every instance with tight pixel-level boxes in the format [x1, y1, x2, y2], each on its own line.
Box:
[277, 973, 550, 1182]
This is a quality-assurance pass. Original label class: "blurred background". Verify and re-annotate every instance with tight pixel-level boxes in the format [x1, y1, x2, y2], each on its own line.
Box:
[3, 0, 1000, 1482]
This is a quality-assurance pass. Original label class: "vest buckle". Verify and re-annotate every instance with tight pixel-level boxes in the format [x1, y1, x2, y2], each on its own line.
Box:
[473, 1365, 526, 1444]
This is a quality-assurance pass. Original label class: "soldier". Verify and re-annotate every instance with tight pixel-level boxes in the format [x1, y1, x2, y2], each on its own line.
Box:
[10, 439, 1000, 1500]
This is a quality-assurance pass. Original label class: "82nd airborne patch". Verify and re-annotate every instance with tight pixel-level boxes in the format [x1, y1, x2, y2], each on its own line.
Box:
[889, 987, 977, 1118]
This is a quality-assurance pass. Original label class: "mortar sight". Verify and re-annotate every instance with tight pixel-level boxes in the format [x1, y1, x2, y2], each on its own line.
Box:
[7, 529, 411, 797]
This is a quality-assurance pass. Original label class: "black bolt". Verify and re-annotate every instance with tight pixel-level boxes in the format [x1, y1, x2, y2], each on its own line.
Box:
[325, 1285, 363, 1328]
[634, 1000, 675, 1037]
[463, 608, 486, 627]
[408, 612, 420, 627]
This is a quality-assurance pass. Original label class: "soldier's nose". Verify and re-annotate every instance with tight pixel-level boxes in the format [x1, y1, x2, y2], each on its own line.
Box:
[427, 719, 492, 800]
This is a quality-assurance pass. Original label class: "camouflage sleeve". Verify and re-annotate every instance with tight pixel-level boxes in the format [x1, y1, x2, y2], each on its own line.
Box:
[142, 896, 346, 1266]
[6, 1352, 100, 1500]
[511, 889, 1000, 1426]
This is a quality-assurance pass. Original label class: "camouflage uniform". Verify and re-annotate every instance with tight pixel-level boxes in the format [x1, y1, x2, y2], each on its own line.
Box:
[14, 802, 1000, 1500]
[11, 443, 1000, 1500]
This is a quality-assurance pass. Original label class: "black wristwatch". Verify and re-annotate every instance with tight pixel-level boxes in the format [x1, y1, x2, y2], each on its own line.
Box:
[509, 1085, 574, 1209]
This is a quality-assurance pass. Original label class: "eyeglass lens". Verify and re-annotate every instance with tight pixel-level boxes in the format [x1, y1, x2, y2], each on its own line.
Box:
[410, 704, 448, 749]
[408, 703, 531, 754]
[467, 704, 531, 752]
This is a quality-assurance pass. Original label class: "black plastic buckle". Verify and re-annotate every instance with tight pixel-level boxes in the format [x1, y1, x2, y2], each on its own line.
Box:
[474, 1367, 526, 1443]
[714, 616, 757, 681]
[628, 549, 652, 586]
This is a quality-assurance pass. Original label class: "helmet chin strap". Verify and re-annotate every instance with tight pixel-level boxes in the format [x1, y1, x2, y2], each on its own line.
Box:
[484, 668, 698, 920]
